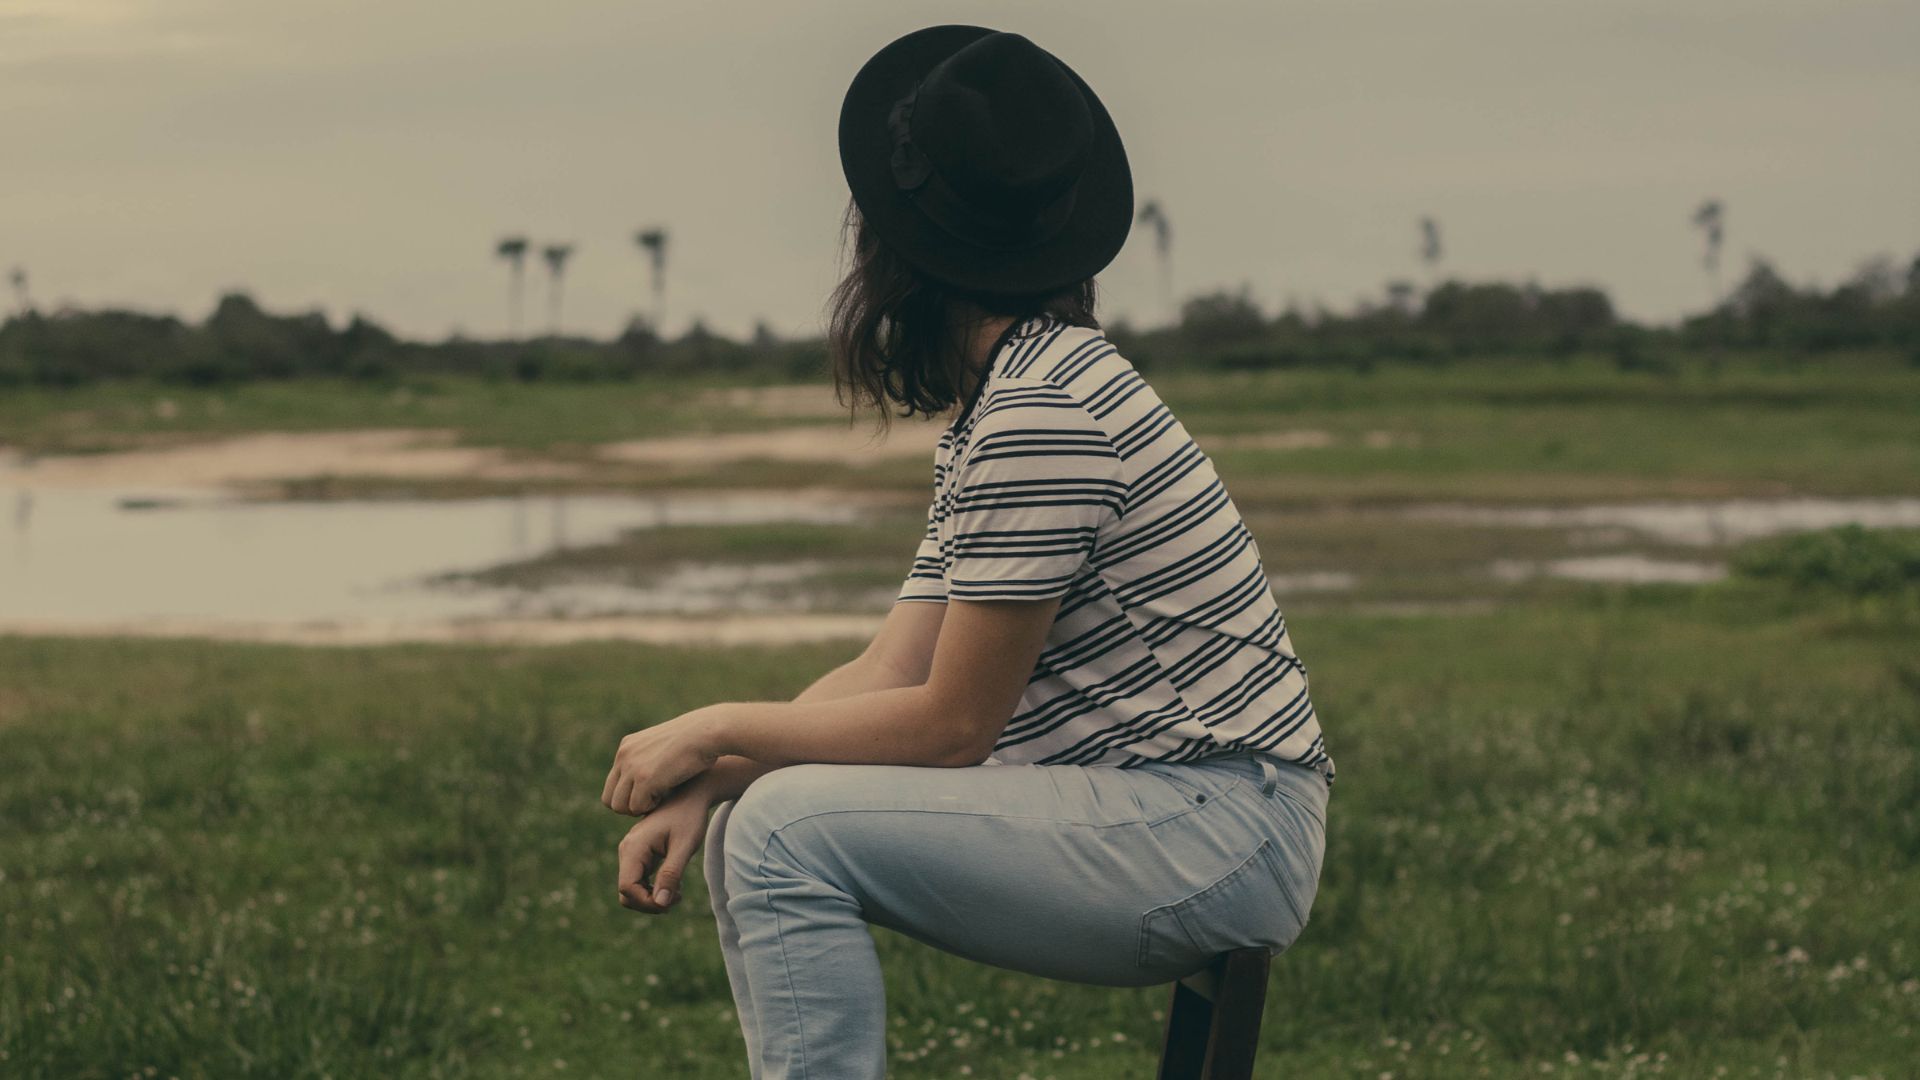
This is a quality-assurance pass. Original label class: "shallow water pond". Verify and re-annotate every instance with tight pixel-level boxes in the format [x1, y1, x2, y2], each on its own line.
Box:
[0, 487, 862, 625]
[6, 486, 1917, 639]
[1406, 497, 1920, 546]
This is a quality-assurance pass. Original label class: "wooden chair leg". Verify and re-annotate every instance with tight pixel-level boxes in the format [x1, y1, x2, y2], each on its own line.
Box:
[1199, 949, 1270, 1079]
[1156, 949, 1270, 1080]
[1156, 978, 1214, 1080]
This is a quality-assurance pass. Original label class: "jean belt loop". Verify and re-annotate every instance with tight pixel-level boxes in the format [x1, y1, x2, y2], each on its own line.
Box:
[1254, 754, 1281, 798]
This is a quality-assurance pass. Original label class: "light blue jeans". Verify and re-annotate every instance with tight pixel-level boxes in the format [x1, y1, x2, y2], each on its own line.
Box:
[702, 752, 1330, 1079]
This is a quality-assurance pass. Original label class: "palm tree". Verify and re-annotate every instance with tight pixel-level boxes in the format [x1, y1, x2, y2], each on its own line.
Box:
[1134, 201, 1172, 326]
[633, 227, 669, 331]
[7, 266, 29, 315]
[1418, 217, 1443, 280]
[542, 243, 575, 336]
[1692, 199, 1725, 308]
[495, 236, 529, 339]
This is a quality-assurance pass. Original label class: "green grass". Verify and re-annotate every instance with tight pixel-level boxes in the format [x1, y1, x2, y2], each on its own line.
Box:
[0, 375, 852, 456]
[5, 356, 1919, 1076]
[3, 584, 1916, 1078]
[5, 352, 1920, 504]
[1164, 352, 1920, 504]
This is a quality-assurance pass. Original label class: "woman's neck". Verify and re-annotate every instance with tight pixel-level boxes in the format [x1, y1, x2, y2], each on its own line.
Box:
[956, 314, 1017, 406]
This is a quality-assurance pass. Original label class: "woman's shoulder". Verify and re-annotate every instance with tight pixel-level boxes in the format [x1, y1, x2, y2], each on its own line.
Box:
[991, 319, 1136, 395]
[983, 319, 1156, 435]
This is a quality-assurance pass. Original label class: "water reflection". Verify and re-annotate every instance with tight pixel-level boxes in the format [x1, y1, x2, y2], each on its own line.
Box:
[0, 488, 862, 625]
[1406, 497, 1920, 546]
[7, 487, 1918, 637]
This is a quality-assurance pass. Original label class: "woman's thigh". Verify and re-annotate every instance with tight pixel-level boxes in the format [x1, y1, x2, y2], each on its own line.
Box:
[720, 757, 1318, 987]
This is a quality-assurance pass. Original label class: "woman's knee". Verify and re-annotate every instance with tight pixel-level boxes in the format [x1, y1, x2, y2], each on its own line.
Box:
[721, 764, 855, 879]
[704, 798, 738, 915]
[705, 796, 735, 858]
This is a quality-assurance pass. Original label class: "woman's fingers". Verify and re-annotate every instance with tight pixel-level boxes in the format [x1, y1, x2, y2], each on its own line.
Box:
[617, 828, 666, 914]
[616, 804, 706, 914]
[600, 761, 622, 809]
[603, 728, 704, 817]
[650, 826, 702, 909]
[608, 774, 638, 817]
[617, 853, 655, 912]
[602, 733, 643, 810]
[603, 748, 660, 816]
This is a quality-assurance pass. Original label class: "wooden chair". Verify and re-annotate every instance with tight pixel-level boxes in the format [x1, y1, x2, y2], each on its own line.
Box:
[1155, 948, 1270, 1080]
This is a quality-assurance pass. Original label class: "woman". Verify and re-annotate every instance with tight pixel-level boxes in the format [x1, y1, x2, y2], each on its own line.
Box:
[601, 25, 1334, 1078]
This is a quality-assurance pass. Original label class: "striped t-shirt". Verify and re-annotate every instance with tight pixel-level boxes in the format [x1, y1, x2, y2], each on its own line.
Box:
[897, 313, 1334, 785]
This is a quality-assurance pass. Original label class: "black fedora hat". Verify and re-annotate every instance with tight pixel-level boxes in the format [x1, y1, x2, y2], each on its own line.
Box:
[838, 25, 1133, 296]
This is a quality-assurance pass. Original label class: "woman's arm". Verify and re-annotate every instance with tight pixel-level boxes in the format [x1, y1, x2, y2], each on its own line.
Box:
[601, 596, 1056, 815]
[682, 598, 951, 802]
[613, 600, 956, 911]
[713, 593, 1053, 767]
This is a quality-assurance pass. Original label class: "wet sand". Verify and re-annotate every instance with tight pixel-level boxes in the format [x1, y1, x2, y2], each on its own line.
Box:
[600, 421, 942, 468]
[1409, 497, 1920, 546]
[0, 416, 1421, 496]
[0, 613, 887, 648]
[0, 421, 948, 494]
[0, 430, 581, 491]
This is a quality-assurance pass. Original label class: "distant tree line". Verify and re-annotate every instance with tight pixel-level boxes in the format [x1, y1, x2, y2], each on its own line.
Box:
[2, 252, 1917, 388]
[1117, 253, 1920, 374]
[0, 294, 823, 387]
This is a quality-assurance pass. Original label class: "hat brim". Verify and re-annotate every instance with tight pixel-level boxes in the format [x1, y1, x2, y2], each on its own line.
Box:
[838, 25, 1134, 296]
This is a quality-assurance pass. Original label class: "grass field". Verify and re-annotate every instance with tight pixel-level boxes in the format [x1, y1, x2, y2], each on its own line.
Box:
[2, 582, 1916, 1078]
[4, 351, 1919, 502]
[4, 354, 1919, 1077]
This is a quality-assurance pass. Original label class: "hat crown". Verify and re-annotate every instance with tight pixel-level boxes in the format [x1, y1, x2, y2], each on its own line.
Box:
[838, 23, 1132, 294]
[910, 33, 1095, 219]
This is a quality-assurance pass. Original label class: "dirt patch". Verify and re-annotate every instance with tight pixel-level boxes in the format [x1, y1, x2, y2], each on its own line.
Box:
[1409, 497, 1920, 546]
[0, 614, 885, 648]
[600, 421, 943, 467]
[1362, 430, 1422, 449]
[0, 421, 943, 495]
[0, 430, 582, 492]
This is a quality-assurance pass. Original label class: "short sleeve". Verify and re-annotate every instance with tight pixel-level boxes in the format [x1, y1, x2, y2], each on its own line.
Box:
[895, 487, 950, 604]
[943, 384, 1127, 601]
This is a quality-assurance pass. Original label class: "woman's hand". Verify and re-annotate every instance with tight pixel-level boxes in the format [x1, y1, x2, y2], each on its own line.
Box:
[616, 781, 713, 914]
[601, 706, 727, 817]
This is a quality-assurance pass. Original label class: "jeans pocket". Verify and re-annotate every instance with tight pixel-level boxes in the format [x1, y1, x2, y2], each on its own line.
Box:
[1135, 839, 1308, 974]
[1269, 788, 1327, 925]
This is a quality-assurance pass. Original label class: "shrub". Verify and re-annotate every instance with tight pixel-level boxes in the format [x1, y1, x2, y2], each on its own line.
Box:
[1731, 525, 1920, 597]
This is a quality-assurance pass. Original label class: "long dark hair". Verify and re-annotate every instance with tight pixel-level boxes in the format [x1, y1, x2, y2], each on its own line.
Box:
[826, 199, 1100, 433]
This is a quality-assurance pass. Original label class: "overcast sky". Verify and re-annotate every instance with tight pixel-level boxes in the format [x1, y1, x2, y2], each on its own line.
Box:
[3, 0, 1915, 341]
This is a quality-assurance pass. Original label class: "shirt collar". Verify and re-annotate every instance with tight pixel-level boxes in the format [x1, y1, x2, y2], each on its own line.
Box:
[949, 313, 1056, 433]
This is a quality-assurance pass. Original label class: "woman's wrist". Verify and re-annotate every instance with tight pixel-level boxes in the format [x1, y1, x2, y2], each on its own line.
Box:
[689, 754, 766, 804]
[694, 701, 742, 760]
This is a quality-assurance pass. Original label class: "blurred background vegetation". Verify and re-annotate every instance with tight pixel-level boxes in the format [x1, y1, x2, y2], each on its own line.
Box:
[4, 249, 1916, 388]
